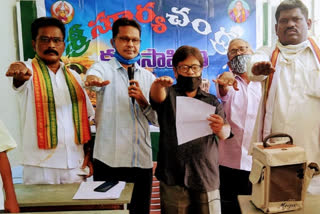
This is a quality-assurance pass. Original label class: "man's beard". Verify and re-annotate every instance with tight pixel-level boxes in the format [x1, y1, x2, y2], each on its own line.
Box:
[229, 54, 251, 74]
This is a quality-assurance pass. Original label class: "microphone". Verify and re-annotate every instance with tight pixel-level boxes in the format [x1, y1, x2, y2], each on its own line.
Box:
[128, 66, 135, 104]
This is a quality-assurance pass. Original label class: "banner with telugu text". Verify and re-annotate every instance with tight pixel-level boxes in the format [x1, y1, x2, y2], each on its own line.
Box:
[36, 0, 256, 95]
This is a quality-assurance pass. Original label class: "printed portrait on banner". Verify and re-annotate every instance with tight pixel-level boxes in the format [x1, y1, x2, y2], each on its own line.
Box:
[228, 0, 250, 23]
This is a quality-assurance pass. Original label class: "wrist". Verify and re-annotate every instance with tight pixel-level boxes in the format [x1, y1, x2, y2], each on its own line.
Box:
[218, 84, 229, 92]
[13, 78, 26, 88]
[140, 102, 149, 110]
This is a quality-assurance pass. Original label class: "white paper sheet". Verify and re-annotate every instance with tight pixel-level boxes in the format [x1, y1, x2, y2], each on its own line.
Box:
[176, 96, 216, 145]
[73, 181, 126, 199]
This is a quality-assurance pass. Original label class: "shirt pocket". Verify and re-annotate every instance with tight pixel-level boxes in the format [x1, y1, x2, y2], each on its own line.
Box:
[304, 69, 320, 98]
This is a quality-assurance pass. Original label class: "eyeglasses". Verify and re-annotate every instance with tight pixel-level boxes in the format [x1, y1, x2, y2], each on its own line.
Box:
[228, 46, 248, 56]
[37, 36, 64, 45]
[115, 36, 141, 45]
[177, 64, 202, 73]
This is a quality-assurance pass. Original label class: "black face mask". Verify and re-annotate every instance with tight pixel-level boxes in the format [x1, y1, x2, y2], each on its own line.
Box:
[176, 75, 202, 92]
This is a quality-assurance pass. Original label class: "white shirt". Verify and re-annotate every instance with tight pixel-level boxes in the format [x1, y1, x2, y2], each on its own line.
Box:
[217, 75, 261, 171]
[14, 60, 94, 169]
[247, 38, 320, 193]
[86, 58, 157, 168]
[0, 120, 17, 210]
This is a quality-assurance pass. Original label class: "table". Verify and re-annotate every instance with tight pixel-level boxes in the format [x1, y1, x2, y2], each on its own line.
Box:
[238, 195, 320, 214]
[15, 211, 128, 214]
[16, 211, 128, 214]
[14, 183, 133, 212]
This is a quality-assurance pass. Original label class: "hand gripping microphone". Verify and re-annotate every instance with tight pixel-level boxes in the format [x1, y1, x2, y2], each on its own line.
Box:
[128, 66, 135, 104]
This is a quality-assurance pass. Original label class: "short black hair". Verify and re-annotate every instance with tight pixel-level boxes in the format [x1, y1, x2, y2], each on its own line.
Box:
[172, 45, 204, 68]
[275, 0, 308, 22]
[31, 17, 66, 41]
[112, 18, 141, 38]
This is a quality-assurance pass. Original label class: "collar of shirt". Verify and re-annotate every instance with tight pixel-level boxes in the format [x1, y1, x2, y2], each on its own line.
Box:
[235, 75, 249, 86]
[113, 58, 143, 72]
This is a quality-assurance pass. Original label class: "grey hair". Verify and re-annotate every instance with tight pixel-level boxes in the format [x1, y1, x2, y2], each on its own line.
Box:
[228, 38, 252, 50]
[227, 38, 253, 58]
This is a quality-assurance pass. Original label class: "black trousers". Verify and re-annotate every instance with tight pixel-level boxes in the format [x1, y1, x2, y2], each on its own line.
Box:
[219, 165, 252, 214]
[93, 159, 153, 214]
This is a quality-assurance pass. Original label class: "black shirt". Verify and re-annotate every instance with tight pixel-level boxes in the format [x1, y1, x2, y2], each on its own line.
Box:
[150, 85, 227, 192]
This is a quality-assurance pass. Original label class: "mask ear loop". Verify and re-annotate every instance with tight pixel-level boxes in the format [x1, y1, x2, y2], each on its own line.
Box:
[111, 38, 117, 50]
[111, 39, 119, 57]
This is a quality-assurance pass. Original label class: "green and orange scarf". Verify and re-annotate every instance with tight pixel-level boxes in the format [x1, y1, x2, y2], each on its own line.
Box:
[32, 55, 91, 149]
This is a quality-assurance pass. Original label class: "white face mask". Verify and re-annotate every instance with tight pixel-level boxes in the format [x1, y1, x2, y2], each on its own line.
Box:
[229, 54, 251, 74]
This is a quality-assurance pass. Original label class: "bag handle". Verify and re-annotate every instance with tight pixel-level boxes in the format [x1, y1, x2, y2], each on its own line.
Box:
[263, 133, 293, 148]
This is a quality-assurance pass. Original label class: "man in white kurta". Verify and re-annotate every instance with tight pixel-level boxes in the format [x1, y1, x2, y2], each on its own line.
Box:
[247, 0, 320, 194]
[6, 17, 94, 184]
[13, 60, 94, 184]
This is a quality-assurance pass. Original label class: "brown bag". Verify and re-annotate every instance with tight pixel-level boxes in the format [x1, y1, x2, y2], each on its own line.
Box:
[249, 133, 319, 213]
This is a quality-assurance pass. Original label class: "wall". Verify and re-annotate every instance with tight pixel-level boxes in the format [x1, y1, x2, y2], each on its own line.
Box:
[0, 0, 21, 205]
[0, 0, 21, 166]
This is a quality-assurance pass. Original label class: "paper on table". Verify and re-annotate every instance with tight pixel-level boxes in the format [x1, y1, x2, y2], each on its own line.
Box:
[73, 181, 126, 199]
[176, 96, 216, 145]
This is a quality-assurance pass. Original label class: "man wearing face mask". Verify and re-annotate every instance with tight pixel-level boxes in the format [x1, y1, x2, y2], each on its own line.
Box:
[213, 38, 262, 214]
[85, 18, 157, 214]
[150, 45, 231, 214]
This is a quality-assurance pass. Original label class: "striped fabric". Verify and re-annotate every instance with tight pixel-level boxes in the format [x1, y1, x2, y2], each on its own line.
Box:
[150, 162, 161, 214]
[32, 55, 91, 149]
[263, 47, 279, 104]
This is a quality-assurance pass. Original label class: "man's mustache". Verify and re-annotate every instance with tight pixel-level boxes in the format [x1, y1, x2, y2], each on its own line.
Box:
[44, 49, 59, 55]
[285, 27, 298, 33]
